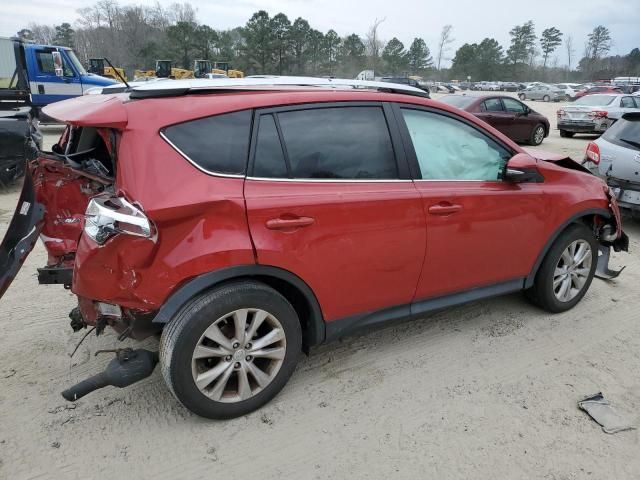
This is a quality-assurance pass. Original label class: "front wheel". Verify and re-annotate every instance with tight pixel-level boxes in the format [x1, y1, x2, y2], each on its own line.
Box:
[543, 95, 550, 102]
[529, 124, 546, 146]
[160, 281, 302, 419]
[518, 93, 526, 100]
[525, 224, 598, 313]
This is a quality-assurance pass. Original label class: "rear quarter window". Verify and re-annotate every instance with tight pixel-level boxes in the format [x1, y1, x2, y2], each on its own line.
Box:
[162, 110, 252, 175]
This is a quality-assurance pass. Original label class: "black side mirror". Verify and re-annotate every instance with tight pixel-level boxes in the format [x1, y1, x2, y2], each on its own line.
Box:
[503, 153, 544, 183]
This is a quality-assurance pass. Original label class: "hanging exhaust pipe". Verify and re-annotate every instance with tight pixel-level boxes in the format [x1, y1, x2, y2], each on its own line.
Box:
[61, 349, 158, 401]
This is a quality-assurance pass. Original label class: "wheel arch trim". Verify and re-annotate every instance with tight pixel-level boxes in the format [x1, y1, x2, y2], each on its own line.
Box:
[153, 265, 326, 347]
[524, 208, 611, 289]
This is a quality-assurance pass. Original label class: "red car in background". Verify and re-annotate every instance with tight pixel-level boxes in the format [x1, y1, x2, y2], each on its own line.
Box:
[440, 94, 550, 145]
[575, 85, 623, 99]
[0, 78, 629, 419]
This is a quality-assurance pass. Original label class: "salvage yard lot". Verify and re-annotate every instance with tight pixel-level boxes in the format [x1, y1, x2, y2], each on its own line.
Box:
[0, 96, 639, 479]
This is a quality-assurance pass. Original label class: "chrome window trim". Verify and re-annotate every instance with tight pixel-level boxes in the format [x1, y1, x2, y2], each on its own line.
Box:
[413, 179, 504, 183]
[245, 176, 413, 183]
[159, 130, 246, 179]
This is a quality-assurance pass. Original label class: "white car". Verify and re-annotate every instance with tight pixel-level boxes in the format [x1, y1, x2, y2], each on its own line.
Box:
[555, 83, 583, 101]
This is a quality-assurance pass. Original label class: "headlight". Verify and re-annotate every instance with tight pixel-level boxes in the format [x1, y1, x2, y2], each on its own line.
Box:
[85, 195, 154, 245]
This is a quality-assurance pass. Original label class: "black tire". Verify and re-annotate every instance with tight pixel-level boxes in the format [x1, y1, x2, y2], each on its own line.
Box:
[518, 93, 526, 100]
[160, 281, 302, 419]
[559, 130, 575, 138]
[565, 94, 571, 101]
[543, 95, 550, 102]
[529, 124, 546, 146]
[525, 223, 598, 313]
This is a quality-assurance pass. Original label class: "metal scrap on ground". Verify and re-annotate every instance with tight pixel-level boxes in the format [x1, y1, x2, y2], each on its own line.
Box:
[578, 392, 636, 434]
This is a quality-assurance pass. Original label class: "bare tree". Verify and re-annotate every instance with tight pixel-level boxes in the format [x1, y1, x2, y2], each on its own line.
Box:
[565, 35, 574, 71]
[365, 17, 385, 71]
[436, 24, 454, 72]
[27, 23, 55, 44]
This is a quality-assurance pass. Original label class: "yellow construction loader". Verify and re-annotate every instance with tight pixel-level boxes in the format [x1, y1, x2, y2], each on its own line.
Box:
[88, 58, 127, 81]
[194, 60, 244, 78]
[134, 61, 194, 80]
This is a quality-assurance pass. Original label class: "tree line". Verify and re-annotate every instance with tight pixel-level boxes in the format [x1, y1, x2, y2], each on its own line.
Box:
[14, 1, 640, 82]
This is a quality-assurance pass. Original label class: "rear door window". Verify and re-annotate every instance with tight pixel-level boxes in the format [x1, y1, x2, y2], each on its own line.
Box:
[621, 97, 636, 108]
[255, 106, 398, 180]
[481, 98, 504, 112]
[162, 110, 252, 175]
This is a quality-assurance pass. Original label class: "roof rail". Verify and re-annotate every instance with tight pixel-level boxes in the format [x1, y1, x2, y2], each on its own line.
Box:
[107, 76, 429, 99]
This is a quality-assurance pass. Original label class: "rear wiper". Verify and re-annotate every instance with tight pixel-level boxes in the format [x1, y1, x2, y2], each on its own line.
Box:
[620, 138, 640, 149]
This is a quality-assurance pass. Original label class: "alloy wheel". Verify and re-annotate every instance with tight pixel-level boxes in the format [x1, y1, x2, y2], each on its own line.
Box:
[191, 308, 286, 403]
[553, 240, 592, 302]
[533, 126, 545, 145]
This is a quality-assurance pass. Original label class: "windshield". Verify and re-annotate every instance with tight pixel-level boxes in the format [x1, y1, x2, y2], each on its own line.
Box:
[66, 50, 87, 75]
[603, 116, 640, 151]
[438, 95, 476, 108]
[574, 95, 616, 106]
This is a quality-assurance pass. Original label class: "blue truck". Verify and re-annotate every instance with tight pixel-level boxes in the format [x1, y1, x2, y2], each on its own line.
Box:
[0, 37, 115, 109]
[0, 37, 115, 184]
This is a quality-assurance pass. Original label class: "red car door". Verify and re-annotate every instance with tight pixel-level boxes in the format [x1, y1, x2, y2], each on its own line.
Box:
[244, 104, 426, 322]
[395, 105, 550, 302]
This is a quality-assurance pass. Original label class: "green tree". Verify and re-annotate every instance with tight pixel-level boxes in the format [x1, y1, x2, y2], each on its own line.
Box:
[338, 33, 366, 76]
[382, 37, 408, 73]
[16, 28, 33, 41]
[322, 29, 341, 75]
[406, 38, 432, 74]
[289, 18, 310, 74]
[588, 25, 612, 59]
[307, 29, 324, 75]
[193, 24, 218, 61]
[451, 43, 478, 78]
[271, 13, 291, 75]
[166, 21, 197, 68]
[507, 21, 536, 65]
[53, 22, 75, 47]
[475, 38, 503, 79]
[243, 10, 275, 73]
[628, 48, 640, 75]
[540, 27, 562, 68]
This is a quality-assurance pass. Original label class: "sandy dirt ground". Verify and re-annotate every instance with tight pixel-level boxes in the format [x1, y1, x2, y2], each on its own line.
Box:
[0, 97, 639, 480]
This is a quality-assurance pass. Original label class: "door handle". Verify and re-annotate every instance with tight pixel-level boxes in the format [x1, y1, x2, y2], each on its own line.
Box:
[428, 203, 463, 215]
[265, 216, 315, 230]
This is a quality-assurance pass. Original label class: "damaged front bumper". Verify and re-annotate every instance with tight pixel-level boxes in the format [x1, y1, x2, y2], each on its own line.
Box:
[594, 186, 629, 280]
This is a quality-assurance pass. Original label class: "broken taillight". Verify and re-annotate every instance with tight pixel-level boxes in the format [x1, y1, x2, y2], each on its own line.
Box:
[557, 109, 566, 117]
[84, 195, 154, 245]
[585, 142, 601, 164]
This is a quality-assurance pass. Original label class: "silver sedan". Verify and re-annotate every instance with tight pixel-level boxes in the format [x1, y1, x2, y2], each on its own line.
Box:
[557, 94, 640, 137]
[517, 84, 564, 102]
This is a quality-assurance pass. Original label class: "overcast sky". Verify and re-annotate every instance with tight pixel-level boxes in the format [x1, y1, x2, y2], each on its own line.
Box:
[1, 0, 638, 66]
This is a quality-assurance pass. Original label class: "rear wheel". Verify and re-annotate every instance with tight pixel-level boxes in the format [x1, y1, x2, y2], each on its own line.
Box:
[525, 224, 597, 313]
[160, 281, 302, 419]
[518, 93, 526, 100]
[529, 124, 546, 146]
[543, 95, 550, 102]
[560, 130, 575, 138]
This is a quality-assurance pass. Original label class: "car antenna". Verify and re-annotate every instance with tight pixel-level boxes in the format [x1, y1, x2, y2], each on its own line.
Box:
[103, 57, 130, 89]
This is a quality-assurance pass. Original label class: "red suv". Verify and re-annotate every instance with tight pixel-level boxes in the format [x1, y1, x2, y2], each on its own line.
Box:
[575, 85, 623, 99]
[0, 79, 628, 419]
